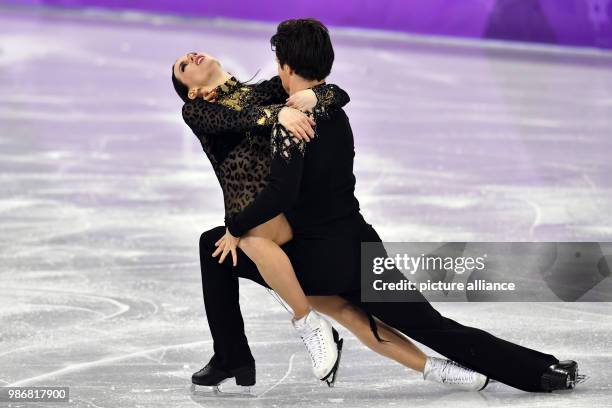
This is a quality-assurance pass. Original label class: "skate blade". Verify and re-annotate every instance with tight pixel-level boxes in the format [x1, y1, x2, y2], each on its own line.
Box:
[478, 376, 490, 391]
[190, 382, 255, 398]
[566, 365, 588, 389]
[570, 373, 588, 388]
[322, 337, 344, 388]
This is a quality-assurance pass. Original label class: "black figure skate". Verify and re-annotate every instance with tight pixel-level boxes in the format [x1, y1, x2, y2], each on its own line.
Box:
[541, 360, 587, 391]
[191, 360, 255, 395]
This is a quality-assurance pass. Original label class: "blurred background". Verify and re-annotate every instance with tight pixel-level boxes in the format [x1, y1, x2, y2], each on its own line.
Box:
[2, 0, 612, 49]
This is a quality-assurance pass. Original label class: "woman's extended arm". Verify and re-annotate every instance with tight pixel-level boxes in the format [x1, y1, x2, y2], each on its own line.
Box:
[253, 76, 350, 114]
[182, 99, 283, 135]
[182, 80, 349, 136]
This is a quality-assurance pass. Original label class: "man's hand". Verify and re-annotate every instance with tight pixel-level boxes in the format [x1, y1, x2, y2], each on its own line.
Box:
[278, 107, 316, 142]
[286, 89, 317, 112]
[212, 228, 240, 266]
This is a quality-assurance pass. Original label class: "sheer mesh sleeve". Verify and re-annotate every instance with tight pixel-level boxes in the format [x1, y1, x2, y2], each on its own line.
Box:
[182, 99, 284, 135]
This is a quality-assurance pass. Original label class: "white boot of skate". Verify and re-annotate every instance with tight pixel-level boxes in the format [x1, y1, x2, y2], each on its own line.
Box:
[292, 310, 343, 387]
[423, 357, 489, 391]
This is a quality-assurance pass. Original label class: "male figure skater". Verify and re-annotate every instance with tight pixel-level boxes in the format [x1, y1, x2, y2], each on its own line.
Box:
[197, 18, 583, 393]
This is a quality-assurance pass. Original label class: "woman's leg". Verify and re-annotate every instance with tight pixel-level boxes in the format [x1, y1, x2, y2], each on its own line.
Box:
[308, 295, 426, 372]
[237, 214, 310, 320]
[236, 215, 343, 383]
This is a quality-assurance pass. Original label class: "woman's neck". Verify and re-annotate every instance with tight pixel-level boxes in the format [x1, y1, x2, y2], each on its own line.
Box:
[204, 71, 233, 93]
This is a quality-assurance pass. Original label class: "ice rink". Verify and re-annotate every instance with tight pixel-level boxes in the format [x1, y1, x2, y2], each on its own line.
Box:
[1, 6, 611, 407]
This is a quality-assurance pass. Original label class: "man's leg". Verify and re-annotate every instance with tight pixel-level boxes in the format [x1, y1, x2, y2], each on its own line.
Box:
[343, 293, 557, 392]
[350, 223, 558, 392]
[198, 226, 266, 370]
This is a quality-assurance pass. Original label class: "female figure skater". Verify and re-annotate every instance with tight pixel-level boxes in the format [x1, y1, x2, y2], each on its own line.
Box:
[173, 51, 488, 390]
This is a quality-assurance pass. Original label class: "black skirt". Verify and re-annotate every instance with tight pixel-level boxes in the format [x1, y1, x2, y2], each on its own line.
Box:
[281, 212, 377, 295]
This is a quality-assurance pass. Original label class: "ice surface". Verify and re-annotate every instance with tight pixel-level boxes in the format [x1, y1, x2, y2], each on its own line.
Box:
[0, 6, 611, 408]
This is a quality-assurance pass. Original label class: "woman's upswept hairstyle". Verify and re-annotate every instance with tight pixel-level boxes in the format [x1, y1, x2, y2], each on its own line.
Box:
[270, 18, 334, 81]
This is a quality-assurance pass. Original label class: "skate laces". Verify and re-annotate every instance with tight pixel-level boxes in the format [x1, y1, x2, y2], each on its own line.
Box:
[436, 359, 475, 384]
[299, 323, 326, 368]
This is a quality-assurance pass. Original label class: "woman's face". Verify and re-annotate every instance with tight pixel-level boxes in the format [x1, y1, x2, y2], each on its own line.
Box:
[173, 52, 221, 92]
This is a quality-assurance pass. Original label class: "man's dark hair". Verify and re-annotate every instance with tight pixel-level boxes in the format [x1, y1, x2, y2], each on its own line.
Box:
[270, 18, 334, 81]
[172, 65, 190, 103]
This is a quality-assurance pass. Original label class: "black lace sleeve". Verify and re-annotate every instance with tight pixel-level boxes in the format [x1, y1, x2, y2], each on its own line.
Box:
[311, 83, 350, 118]
[182, 99, 284, 135]
[250, 76, 350, 113]
[225, 124, 305, 236]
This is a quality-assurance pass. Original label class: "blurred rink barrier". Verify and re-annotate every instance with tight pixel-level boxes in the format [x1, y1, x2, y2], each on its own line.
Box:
[1, 0, 611, 50]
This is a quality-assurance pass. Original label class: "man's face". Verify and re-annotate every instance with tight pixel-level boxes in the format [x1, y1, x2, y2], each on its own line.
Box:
[276, 59, 292, 93]
[173, 52, 220, 97]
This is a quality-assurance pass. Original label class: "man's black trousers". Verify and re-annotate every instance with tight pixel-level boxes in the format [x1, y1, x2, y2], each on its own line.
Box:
[198, 225, 558, 392]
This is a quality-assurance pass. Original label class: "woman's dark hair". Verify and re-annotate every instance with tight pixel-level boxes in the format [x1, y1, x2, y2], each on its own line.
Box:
[172, 65, 190, 103]
[270, 18, 334, 81]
